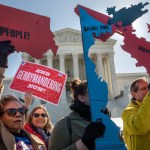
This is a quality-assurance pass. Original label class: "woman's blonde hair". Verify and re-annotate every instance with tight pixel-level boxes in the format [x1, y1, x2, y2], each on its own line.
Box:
[27, 105, 53, 132]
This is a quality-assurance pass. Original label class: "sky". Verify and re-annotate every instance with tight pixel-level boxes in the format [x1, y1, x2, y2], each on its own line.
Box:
[0, 0, 150, 77]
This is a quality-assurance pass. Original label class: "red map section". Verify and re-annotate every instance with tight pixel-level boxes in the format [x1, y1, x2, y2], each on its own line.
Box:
[121, 26, 150, 74]
[0, 4, 58, 59]
[75, 5, 150, 75]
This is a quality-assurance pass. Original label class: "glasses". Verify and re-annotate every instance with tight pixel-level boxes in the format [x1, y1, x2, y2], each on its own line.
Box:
[3, 108, 26, 117]
[33, 113, 47, 118]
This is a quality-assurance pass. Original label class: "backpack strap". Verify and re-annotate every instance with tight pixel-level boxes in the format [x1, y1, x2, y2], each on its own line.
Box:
[66, 116, 72, 136]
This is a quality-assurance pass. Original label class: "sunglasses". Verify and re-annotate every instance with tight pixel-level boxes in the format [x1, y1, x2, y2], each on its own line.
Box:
[3, 108, 26, 117]
[33, 113, 47, 118]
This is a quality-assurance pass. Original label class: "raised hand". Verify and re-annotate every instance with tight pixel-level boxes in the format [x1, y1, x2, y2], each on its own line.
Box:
[0, 40, 15, 68]
[24, 91, 34, 108]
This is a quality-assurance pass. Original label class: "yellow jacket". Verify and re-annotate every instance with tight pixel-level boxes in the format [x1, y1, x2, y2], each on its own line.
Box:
[122, 92, 150, 150]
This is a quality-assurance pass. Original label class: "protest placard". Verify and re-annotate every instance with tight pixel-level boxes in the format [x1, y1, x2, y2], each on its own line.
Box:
[0, 4, 58, 59]
[10, 61, 67, 105]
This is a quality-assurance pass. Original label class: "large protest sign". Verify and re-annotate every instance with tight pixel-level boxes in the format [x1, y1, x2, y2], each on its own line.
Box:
[9, 61, 67, 105]
[75, 2, 149, 149]
[0, 4, 58, 59]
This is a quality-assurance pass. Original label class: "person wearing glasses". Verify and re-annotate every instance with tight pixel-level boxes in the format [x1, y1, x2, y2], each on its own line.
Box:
[49, 78, 106, 150]
[122, 77, 150, 150]
[24, 105, 53, 149]
[0, 95, 46, 150]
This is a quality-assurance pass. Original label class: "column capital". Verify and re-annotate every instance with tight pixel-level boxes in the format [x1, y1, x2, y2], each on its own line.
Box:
[22, 53, 29, 60]
[34, 58, 40, 64]
[46, 54, 53, 68]
[45, 50, 53, 56]
[72, 53, 78, 57]
[96, 52, 102, 55]
[58, 53, 65, 58]
[108, 52, 114, 57]
[45, 53, 53, 58]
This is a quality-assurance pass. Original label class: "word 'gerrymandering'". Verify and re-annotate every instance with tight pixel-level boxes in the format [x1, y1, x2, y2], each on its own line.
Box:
[16, 70, 62, 93]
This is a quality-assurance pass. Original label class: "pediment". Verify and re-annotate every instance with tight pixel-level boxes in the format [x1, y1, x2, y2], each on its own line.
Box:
[53, 28, 116, 44]
[53, 28, 82, 43]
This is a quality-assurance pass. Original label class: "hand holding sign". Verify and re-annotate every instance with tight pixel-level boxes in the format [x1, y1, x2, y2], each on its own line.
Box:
[9, 61, 67, 105]
[24, 91, 34, 108]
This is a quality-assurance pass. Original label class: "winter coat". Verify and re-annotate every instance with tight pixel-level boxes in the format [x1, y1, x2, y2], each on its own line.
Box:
[24, 123, 50, 149]
[122, 92, 150, 150]
[0, 121, 46, 150]
[24, 123, 46, 145]
[48, 111, 90, 150]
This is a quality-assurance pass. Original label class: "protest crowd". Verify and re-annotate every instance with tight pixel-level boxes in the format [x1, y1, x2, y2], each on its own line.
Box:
[1, 3, 150, 148]
[0, 38, 150, 150]
[0, 41, 106, 150]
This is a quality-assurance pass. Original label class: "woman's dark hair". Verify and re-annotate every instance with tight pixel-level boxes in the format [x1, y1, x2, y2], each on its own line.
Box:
[70, 78, 88, 100]
[27, 105, 53, 132]
[0, 95, 25, 116]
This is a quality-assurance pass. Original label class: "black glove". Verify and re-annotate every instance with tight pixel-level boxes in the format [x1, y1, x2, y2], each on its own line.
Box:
[81, 121, 105, 150]
[0, 40, 15, 68]
[100, 107, 111, 118]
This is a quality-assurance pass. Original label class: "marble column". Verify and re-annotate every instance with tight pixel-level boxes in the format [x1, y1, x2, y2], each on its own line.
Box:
[72, 54, 79, 78]
[96, 52, 104, 80]
[108, 53, 119, 97]
[105, 55, 113, 100]
[22, 53, 29, 61]
[46, 54, 53, 68]
[103, 58, 108, 84]
[59, 54, 67, 103]
[34, 59, 40, 64]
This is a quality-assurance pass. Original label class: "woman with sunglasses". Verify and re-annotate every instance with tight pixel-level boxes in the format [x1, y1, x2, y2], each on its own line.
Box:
[0, 95, 46, 150]
[24, 105, 53, 149]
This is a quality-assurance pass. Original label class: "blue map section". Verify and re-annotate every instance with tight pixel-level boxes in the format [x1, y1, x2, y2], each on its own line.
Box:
[107, 2, 149, 27]
[78, 6, 126, 150]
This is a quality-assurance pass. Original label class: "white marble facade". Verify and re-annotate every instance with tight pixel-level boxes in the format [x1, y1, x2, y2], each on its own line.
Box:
[2, 28, 149, 122]
[22, 28, 119, 101]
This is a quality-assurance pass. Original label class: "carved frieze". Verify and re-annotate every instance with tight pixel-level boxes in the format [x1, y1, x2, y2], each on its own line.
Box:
[54, 28, 82, 43]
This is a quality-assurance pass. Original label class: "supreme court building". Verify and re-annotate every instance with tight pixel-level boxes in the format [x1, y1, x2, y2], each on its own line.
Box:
[22, 28, 119, 101]
[2, 28, 148, 123]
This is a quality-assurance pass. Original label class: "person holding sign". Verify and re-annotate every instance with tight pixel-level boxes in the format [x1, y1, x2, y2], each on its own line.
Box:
[0, 95, 46, 150]
[49, 78, 106, 150]
[122, 77, 150, 150]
